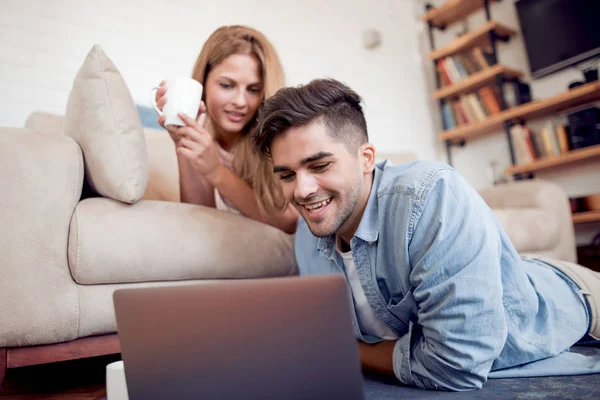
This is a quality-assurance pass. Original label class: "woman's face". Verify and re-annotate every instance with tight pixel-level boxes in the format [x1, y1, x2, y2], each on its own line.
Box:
[204, 53, 264, 136]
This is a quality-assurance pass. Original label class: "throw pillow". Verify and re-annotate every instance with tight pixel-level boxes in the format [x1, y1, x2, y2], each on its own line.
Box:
[64, 44, 148, 203]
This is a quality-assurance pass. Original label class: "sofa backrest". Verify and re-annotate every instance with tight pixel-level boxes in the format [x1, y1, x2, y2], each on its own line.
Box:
[19, 112, 578, 262]
[24, 111, 180, 203]
[479, 179, 576, 262]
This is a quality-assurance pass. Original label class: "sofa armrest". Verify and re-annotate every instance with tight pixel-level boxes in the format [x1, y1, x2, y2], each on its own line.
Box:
[0, 128, 83, 347]
[479, 180, 576, 262]
[68, 198, 296, 285]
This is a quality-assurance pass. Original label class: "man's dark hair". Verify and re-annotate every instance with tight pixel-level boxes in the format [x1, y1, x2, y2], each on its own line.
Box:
[252, 79, 368, 157]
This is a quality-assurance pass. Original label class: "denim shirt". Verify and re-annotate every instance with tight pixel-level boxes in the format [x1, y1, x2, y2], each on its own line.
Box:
[295, 160, 590, 391]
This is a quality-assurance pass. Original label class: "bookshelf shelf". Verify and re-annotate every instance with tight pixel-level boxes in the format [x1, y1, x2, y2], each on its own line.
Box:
[428, 21, 516, 61]
[439, 81, 600, 142]
[505, 144, 600, 175]
[434, 64, 523, 100]
[572, 210, 600, 225]
[422, 0, 501, 29]
[424, 1, 599, 231]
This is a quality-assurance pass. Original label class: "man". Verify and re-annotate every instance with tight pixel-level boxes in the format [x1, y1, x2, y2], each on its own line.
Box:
[251, 79, 600, 391]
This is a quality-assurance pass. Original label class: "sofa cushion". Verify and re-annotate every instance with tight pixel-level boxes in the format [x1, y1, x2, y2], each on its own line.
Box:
[141, 127, 180, 202]
[480, 179, 576, 262]
[64, 44, 148, 204]
[68, 198, 296, 285]
[492, 208, 560, 254]
[77, 280, 214, 338]
[25, 111, 65, 135]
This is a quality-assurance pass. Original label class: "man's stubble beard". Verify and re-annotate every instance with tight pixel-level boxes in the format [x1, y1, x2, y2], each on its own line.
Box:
[305, 172, 363, 238]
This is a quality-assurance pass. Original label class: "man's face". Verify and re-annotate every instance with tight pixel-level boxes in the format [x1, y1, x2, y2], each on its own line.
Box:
[270, 120, 373, 239]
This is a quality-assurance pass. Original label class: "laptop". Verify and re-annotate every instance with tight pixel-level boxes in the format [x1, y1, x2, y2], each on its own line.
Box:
[113, 274, 365, 400]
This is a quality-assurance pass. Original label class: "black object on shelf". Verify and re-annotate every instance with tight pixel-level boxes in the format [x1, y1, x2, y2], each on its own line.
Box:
[568, 81, 585, 90]
[567, 107, 600, 150]
[577, 233, 600, 273]
[505, 80, 531, 106]
[584, 67, 599, 83]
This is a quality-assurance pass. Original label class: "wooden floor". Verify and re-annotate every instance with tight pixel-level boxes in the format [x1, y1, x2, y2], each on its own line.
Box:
[0, 354, 120, 399]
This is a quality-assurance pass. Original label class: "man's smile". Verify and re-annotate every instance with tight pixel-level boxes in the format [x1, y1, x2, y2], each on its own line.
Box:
[297, 197, 333, 217]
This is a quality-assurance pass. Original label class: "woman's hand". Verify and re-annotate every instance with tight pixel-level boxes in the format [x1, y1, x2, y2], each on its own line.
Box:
[154, 80, 168, 112]
[174, 112, 224, 182]
[156, 80, 207, 147]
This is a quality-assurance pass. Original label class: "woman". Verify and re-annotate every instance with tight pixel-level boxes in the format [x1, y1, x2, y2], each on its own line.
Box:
[155, 26, 297, 233]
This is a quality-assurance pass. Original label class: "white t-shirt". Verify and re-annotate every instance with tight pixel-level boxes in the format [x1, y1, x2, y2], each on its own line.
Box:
[337, 247, 399, 340]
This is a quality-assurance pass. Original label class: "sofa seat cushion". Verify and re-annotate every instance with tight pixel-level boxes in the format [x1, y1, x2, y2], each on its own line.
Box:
[68, 198, 296, 285]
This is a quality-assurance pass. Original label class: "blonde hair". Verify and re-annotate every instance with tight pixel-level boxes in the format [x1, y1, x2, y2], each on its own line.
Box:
[191, 25, 286, 215]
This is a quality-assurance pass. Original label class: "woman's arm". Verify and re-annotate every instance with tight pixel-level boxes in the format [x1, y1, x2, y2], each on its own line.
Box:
[156, 86, 215, 207]
[177, 152, 216, 207]
[174, 112, 298, 233]
[207, 164, 298, 233]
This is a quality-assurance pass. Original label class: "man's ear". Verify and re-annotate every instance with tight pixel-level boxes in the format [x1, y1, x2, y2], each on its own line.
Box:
[359, 143, 376, 174]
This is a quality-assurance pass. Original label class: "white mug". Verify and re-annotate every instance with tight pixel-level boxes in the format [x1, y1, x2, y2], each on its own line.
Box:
[106, 360, 129, 400]
[150, 77, 203, 127]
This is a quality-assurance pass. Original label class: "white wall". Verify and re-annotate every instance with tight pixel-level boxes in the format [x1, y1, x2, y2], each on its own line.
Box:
[0, 0, 440, 162]
[418, 0, 600, 244]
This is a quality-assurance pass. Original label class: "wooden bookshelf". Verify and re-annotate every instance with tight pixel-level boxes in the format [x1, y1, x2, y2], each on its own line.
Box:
[428, 21, 516, 61]
[572, 210, 600, 224]
[422, 0, 501, 29]
[434, 64, 523, 100]
[439, 81, 600, 142]
[505, 144, 600, 175]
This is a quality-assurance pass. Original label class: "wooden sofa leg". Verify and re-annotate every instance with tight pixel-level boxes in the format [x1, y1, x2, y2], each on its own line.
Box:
[0, 348, 6, 391]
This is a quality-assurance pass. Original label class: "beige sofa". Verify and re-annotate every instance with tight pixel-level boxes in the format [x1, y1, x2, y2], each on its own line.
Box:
[0, 115, 297, 387]
[0, 46, 576, 389]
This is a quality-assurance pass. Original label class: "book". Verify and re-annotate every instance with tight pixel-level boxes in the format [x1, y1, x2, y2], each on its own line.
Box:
[444, 57, 463, 81]
[510, 125, 534, 164]
[555, 123, 570, 154]
[478, 86, 502, 114]
[459, 96, 478, 123]
[451, 101, 467, 125]
[522, 127, 537, 161]
[540, 125, 558, 157]
[437, 59, 453, 86]
[451, 56, 470, 78]
[474, 93, 490, 117]
[546, 121, 561, 156]
[529, 129, 545, 158]
[441, 102, 457, 130]
[454, 101, 470, 124]
[467, 94, 487, 121]
[459, 53, 481, 74]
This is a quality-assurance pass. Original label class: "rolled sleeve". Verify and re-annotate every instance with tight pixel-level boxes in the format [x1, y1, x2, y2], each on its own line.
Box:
[395, 169, 508, 391]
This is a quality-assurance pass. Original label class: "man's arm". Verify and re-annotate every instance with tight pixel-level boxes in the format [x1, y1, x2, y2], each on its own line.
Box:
[392, 168, 507, 391]
[358, 340, 395, 376]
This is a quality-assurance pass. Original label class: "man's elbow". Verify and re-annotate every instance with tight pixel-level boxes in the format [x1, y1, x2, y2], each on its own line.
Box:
[444, 371, 487, 391]
[424, 353, 498, 391]
[408, 360, 490, 391]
